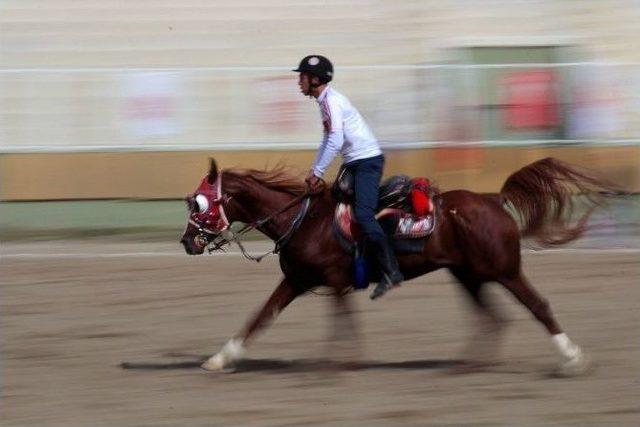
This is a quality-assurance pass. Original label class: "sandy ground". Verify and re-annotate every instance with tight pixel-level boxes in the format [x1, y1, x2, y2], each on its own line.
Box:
[1, 241, 639, 426]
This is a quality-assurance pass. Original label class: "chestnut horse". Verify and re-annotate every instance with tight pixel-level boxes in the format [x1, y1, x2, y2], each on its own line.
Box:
[180, 157, 613, 375]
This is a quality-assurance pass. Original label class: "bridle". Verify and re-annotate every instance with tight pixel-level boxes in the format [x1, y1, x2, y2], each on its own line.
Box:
[187, 172, 231, 236]
[188, 172, 321, 262]
[205, 192, 312, 262]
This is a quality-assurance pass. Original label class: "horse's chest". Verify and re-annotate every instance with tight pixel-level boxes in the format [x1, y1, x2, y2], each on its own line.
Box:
[278, 251, 333, 285]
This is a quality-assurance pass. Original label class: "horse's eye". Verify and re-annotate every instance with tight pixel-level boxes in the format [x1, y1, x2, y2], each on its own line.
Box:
[195, 194, 209, 213]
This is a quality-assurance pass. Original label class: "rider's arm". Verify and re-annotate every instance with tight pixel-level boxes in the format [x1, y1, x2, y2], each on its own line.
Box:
[311, 100, 344, 178]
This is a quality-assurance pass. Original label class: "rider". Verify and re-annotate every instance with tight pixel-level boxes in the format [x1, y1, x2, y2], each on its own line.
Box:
[293, 54, 403, 299]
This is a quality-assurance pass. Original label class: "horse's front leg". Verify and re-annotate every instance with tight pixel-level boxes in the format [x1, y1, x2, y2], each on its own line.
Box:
[202, 276, 301, 371]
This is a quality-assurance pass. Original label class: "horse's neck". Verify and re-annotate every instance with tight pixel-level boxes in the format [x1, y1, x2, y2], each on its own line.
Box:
[234, 182, 298, 242]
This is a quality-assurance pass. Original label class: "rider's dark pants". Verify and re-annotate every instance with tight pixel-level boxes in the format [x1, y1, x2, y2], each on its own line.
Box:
[344, 154, 403, 289]
[343, 154, 386, 245]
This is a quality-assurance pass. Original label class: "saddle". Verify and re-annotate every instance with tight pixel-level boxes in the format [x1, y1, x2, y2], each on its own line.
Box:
[333, 172, 439, 255]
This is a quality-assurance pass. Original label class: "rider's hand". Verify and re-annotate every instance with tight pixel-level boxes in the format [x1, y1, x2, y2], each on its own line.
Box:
[305, 171, 323, 193]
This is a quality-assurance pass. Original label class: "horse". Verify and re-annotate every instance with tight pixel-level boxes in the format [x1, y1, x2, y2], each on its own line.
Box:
[180, 157, 615, 375]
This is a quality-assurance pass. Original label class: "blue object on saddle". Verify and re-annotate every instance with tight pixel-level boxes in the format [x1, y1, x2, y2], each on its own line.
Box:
[353, 246, 369, 289]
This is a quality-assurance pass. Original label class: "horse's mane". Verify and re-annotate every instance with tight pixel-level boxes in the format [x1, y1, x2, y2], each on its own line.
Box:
[225, 164, 308, 195]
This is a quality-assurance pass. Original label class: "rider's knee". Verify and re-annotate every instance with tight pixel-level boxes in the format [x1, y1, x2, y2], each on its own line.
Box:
[353, 207, 374, 225]
[353, 213, 369, 227]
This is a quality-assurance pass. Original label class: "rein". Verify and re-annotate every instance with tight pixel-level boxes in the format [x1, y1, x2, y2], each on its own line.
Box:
[206, 189, 315, 262]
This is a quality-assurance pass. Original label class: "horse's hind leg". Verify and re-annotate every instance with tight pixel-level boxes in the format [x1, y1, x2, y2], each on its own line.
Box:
[326, 291, 362, 369]
[499, 272, 591, 375]
[450, 268, 506, 367]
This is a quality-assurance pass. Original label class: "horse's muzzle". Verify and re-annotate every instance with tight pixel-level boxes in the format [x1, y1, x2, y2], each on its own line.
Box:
[180, 235, 206, 255]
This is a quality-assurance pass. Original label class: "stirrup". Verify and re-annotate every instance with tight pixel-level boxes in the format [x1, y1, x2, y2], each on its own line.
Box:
[369, 274, 399, 300]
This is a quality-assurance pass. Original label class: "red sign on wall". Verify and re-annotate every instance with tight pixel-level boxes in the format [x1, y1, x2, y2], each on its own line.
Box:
[502, 70, 559, 129]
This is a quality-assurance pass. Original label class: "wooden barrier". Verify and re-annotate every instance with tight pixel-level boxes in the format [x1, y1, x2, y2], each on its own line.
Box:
[1, 146, 638, 200]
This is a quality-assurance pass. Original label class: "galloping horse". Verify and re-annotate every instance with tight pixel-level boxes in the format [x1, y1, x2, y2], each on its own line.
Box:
[181, 157, 614, 375]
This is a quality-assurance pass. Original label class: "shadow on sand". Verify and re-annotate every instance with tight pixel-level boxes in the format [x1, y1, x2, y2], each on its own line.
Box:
[119, 354, 464, 373]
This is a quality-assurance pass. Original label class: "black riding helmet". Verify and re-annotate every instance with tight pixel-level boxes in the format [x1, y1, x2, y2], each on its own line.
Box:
[293, 55, 333, 84]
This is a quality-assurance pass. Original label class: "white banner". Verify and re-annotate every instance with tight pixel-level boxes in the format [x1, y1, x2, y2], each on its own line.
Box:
[121, 72, 183, 139]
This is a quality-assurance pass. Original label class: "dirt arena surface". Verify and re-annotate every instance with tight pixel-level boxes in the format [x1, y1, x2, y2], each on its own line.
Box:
[2, 241, 639, 426]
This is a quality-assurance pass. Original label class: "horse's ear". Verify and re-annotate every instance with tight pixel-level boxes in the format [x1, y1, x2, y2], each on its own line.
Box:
[207, 157, 218, 184]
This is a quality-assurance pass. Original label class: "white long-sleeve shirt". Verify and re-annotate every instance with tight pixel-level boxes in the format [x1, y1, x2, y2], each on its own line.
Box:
[311, 87, 382, 177]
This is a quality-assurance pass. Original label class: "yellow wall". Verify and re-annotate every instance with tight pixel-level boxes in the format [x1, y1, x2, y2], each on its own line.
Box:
[1, 146, 637, 200]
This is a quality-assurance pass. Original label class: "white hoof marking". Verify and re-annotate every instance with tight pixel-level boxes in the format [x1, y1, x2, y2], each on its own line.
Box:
[201, 353, 227, 371]
[201, 338, 245, 372]
[551, 333, 592, 376]
[558, 350, 592, 377]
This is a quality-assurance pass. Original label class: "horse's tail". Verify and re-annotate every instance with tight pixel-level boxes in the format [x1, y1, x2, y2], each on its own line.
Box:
[499, 157, 619, 246]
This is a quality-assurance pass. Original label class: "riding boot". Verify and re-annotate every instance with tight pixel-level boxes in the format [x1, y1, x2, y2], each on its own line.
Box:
[369, 237, 404, 300]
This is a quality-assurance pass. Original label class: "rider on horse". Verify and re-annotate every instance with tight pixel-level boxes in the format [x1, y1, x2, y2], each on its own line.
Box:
[293, 54, 403, 299]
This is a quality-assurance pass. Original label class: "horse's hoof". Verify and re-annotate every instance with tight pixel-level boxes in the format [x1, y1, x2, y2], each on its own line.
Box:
[201, 354, 232, 372]
[555, 352, 593, 377]
[201, 360, 222, 371]
[201, 339, 245, 372]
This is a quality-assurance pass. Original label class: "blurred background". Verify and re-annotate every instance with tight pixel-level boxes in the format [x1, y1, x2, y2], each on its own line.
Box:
[1, 0, 638, 241]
